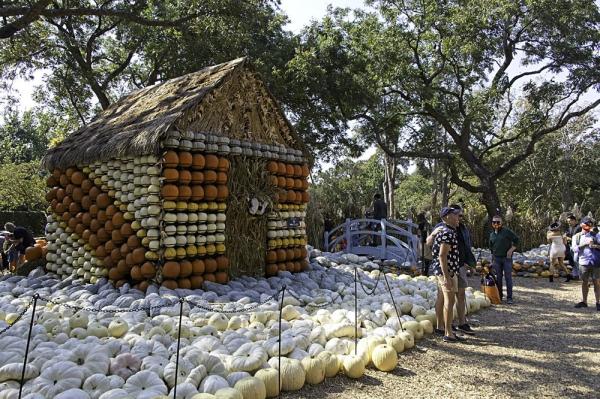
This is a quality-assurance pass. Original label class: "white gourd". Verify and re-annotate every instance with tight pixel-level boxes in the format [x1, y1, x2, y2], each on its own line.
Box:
[280, 358, 305, 391]
[29, 360, 84, 397]
[208, 314, 229, 331]
[69, 311, 89, 329]
[82, 374, 125, 399]
[214, 387, 243, 399]
[301, 357, 325, 385]
[168, 382, 199, 398]
[98, 389, 134, 399]
[199, 375, 229, 394]
[234, 377, 266, 399]
[228, 343, 268, 372]
[108, 318, 129, 338]
[54, 388, 91, 399]
[419, 320, 434, 335]
[402, 321, 424, 340]
[398, 331, 415, 349]
[123, 370, 168, 399]
[0, 363, 38, 382]
[341, 355, 365, 379]
[316, 351, 340, 378]
[371, 344, 397, 371]
[385, 335, 405, 353]
[226, 372, 251, 387]
[254, 368, 279, 398]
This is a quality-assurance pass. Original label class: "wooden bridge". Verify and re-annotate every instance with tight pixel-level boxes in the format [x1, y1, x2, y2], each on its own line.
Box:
[324, 218, 420, 265]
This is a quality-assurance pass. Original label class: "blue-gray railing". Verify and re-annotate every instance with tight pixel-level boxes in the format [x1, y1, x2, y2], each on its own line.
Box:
[324, 218, 419, 265]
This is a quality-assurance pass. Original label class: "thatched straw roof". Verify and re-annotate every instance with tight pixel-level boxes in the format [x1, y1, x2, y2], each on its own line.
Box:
[43, 58, 308, 170]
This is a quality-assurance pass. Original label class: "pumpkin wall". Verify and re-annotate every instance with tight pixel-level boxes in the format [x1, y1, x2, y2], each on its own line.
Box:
[44, 130, 309, 290]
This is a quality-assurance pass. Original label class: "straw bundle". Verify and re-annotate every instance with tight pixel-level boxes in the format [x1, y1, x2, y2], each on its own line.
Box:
[225, 157, 277, 277]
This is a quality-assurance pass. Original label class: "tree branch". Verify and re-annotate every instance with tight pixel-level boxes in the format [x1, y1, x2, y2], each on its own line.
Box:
[0, 0, 51, 38]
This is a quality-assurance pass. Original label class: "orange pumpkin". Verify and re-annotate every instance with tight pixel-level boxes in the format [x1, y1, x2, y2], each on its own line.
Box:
[45, 188, 57, 202]
[302, 191, 310, 203]
[71, 171, 84, 186]
[204, 185, 217, 201]
[204, 170, 217, 184]
[204, 258, 217, 273]
[203, 273, 216, 283]
[177, 278, 192, 289]
[277, 162, 287, 175]
[216, 172, 227, 185]
[190, 275, 204, 289]
[89, 186, 101, 200]
[97, 228, 109, 242]
[131, 248, 146, 264]
[56, 188, 66, 201]
[112, 212, 124, 228]
[191, 259, 205, 275]
[277, 176, 286, 188]
[217, 158, 230, 172]
[277, 249, 287, 262]
[268, 175, 278, 186]
[161, 280, 178, 290]
[178, 151, 193, 168]
[177, 185, 191, 201]
[120, 223, 133, 236]
[46, 175, 59, 188]
[59, 174, 70, 187]
[191, 185, 204, 201]
[96, 193, 110, 209]
[163, 150, 179, 167]
[127, 235, 140, 249]
[81, 179, 93, 193]
[120, 243, 130, 257]
[301, 164, 310, 177]
[266, 250, 277, 264]
[141, 262, 156, 279]
[163, 261, 180, 279]
[137, 281, 150, 293]
[286, 164, 294, 177]
[293, 164, 303, 177]
[161, 184, 179, 200]
[267, 161, 279, 173]
[266, 264, 279, 276]
[130, 266, 143, 281]
[24, 246, 43, 261]
[205, 154, 219, 170]
[215, 272, 228, 284]
[191, 171, 204, 184]
[192, 154, 206, 170]
[216, 256, 229, 271]
[179, 260, 193, 278]
[301, 260, 310, 271]
[178, 170, 192, 185]
[294, 179, 303, 190]
[162, 168, 179, 182]
[216, 185, 229, 200]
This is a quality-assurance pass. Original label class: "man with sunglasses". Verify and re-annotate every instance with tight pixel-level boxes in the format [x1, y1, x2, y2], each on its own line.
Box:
[489, 216, 520, 304]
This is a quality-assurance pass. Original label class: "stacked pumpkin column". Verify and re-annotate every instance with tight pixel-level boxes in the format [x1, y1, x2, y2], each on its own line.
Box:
[265, 161, 310, 276]
[158, 147, 230, 290]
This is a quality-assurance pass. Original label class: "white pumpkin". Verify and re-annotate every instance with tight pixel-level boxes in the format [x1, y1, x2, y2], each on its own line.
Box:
[199, 375, 229, 395]
[168, 382, 199, 398]
[419, 320, 434, 335]
[214, 387, 243, 399]
[398, 331, 415, 349]
[385, 335, 405, 353]
[108, 318, 129, 338]
[228, 343, 268, 372]
[225, 372, 251, 387]
[208, 314, 229, 331]
[371, 344, 397, 371]
[54, 388, 91, 399]
[123, 370, 168, 399]
[82, 374, 125, 399]
[109, 353, 142, 380]
[301, 356, 325, 385]
[254, 368, 279, 398]
[26, 360, 84, 397]
[141, 355, 169, 378]
[316, 351, 340, 378]
[280, 358, 305, 392]
[164, 359, 196, 388]
[402, 321, 424, 340]
[234, 377, 266, 399]
[67, 345, 110, 379]
[98, 388, 134, 399]
[69, 311, 89, 329]
[341, 355, 365, 379]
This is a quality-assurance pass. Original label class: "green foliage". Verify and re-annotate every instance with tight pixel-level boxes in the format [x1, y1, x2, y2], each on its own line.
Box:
[394, 173, 432, 218]
[0, 161, 47, 211]
[311, 154, 384, 221]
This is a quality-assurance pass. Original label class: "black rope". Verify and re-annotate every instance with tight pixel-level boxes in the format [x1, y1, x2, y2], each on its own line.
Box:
[186, 288, 283, 314]
[37, 296, 176, 313]
[356, 267, 382, 296]
[19, 294, 38, 399]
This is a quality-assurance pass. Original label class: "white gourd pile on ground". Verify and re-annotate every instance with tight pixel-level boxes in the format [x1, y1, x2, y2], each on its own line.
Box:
[474, 244, 575, 278]
[0, 249, 491, 399]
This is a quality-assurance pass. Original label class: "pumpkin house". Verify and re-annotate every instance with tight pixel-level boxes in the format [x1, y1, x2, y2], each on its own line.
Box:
[41, 58, 311, 291]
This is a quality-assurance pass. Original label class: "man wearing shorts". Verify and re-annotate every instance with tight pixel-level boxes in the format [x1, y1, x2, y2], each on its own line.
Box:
[427, 205, 476, 335]
[430, 207, 463, 342]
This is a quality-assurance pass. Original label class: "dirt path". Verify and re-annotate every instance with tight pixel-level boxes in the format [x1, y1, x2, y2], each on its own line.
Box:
[287, 277, 600, 399]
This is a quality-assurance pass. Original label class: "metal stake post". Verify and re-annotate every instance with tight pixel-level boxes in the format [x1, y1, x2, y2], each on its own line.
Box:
[19, 294, 38, 399]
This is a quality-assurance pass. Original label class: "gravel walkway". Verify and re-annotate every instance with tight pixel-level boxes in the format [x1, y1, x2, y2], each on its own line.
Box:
[286, 277, 600, 399]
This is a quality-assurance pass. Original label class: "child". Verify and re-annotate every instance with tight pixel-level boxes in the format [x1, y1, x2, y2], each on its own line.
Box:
[547, 222, 571, 282]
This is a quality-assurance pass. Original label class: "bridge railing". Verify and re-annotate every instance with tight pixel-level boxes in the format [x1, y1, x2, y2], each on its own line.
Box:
[324, 218, 419, 264]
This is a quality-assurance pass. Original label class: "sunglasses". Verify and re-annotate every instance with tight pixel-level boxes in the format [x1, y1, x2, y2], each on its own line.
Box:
[491, 221, 502, 224]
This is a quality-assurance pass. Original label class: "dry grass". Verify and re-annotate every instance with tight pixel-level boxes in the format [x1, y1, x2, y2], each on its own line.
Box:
[286, 277, 600, 399]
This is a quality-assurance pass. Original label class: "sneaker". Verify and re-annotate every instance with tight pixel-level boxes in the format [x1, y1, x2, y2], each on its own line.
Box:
[574, 302, 588, 308]
[456, 324, 476, 335]
[442, 335, 463, 343]
[434, 328, 444, 336]
[507, 299, 513, 305]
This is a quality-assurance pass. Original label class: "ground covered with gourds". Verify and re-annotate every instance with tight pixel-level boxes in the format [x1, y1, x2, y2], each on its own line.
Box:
[0, 250, 491, 399]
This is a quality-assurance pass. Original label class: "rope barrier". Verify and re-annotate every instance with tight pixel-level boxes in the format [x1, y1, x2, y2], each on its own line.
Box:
[173, 298, 184, 399]
[278, 286, 286, 399]
[18, 294, 38, 399]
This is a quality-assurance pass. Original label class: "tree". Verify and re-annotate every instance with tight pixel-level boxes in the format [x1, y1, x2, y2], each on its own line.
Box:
[2, 0, 294, 125]
[287, 1, 600, 219]
[0, 161, 47, 211]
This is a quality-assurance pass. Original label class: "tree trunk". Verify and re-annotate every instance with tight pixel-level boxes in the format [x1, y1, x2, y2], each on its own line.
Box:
[440, 163, 449, 207]
[480, 181, 502, 220]
[383, 153, 397, 218]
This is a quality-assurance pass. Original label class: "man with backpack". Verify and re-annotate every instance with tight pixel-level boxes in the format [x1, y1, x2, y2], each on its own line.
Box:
[573, 217, 600, 311]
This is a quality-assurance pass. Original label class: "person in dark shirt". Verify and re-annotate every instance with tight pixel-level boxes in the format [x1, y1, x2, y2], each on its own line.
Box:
[370, 194, 387, 246]
[489, 216, 520, 304]
[4, 223, 35, 270]
[430, 207, 463, 342]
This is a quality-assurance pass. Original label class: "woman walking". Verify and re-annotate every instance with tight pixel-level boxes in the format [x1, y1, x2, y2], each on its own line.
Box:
[547, 222, 571, 282]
